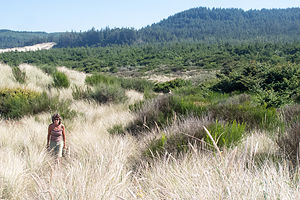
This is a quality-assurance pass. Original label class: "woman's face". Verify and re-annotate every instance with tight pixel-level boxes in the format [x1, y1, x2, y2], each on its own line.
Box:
[54, 118, 60, 125]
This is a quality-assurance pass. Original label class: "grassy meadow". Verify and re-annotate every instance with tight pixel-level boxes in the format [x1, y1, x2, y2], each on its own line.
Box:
[0, 63, 300, 200]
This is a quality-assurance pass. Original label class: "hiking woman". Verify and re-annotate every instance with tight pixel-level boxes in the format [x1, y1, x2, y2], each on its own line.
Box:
[47, 113, 66, 164]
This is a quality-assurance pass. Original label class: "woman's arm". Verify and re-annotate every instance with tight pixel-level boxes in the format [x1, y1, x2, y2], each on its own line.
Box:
[47, 125, 51, 147]
[62, 124, 66, 148]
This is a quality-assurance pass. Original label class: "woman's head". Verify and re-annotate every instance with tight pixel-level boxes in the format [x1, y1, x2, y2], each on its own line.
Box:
[52, 113, 62, 125]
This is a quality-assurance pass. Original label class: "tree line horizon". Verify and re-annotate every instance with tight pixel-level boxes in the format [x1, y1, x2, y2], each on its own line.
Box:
[1, 7, 300, 49]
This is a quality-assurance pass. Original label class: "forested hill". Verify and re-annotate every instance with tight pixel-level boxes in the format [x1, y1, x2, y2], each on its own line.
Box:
[1, 7, 300, 48]
[0, 30, 62, 49]
[141, 7, 300, 42]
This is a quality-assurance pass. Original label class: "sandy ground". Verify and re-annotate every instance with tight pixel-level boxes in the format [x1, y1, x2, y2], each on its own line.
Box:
[0, 42, 56, 53]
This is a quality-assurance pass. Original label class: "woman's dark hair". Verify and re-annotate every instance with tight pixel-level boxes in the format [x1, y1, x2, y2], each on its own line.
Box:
[51, 113, 62, 125]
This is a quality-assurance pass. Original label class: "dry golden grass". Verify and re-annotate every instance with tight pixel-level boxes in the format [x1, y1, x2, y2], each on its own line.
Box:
[0, 64, 21, 89]
[0, 64, 299, 199]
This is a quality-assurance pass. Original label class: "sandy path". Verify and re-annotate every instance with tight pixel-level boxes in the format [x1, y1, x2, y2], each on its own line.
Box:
[0, 42, 56, 53]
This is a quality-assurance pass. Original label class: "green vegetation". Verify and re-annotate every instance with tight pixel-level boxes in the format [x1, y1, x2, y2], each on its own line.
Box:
[143, 120, 246, 159]
[86, 73, 154, 92]
[108, 124, 125, 136]
[205, 120, 246, 149]
[52, 71, 70, 88]
[12, 66, 26, 84]
[1, 42, 300, 76]
[154, 78, 191, 93]
[1, 7, 300, 164]
[90, 83, 127, 104]
[0, 88, 75, 120]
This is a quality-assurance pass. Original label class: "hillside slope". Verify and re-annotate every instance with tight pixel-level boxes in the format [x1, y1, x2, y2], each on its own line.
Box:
[2, 7, 300, 48]
[0, 64, 299, 199]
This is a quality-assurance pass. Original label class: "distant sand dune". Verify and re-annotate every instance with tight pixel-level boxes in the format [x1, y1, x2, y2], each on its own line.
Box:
[0, 42, 56, 53]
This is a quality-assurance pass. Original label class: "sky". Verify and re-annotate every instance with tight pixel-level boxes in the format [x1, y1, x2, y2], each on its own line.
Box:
[1, 0, 300, 33]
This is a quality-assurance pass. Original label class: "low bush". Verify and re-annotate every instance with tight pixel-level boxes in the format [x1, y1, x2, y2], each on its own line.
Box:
[85, 73, 117, 86]
[0, 88, 76, 120]
[208, 102, 281, 131]
[254, 89, 291, 108]
[47, 96, 77, 121]
[90, 83, 127, 104]
[143, 118, 246, 159]
[52, 71, 70, 88]
[127, 94, 208, 135]
[205, 120, 246, 149]
[154, 78, 191, 93]
[120, 77, 154, 93]
[143, 117, 209, 159]
[12, 66, 26, 84]
[127, 95, 174, 134]
[86, 73, 154, 93]
[213, 63, 300, 107]
[39, 64, 57, 75]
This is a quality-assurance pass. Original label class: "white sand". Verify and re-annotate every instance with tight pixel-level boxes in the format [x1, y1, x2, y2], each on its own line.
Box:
[0, 42, 56, 53]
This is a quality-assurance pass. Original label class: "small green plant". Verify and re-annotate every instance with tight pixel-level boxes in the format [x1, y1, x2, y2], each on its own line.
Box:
[12, 66, 26, 84]
[205, 120, 246, 149]
[52, 71, 70, 88]
[108, 124, 125, 135]
[144, 134, 167, 158]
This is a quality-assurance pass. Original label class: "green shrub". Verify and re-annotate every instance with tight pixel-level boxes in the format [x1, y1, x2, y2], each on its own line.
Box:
[127, 94, 208, 135]
[86, 73, 154, 93]
[154, 78, 191, 93]
[52, 71, 70, 88]
[254, 89, 291, 108]
[47, 96, 77, 121]
[90, 83, 127, 104]
[142, 118, 246, 159]
[205, 120, 246, 149]
[12, 66, 26, 84]
[0, 88, 40, 119]
[142, 117, 208, 159]
[39, 65, 57, 75]
[213, 63, 300, 106]
[85, 73, 117, 86]
[0, 88, 76, 120]
[208, 102, 281, 131]
[120, 77, 154, 93]
[169, 95, 208, 117]
[126, 95, 175, 134]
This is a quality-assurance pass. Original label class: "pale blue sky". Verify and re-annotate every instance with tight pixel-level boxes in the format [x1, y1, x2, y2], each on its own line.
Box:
[1, 0, 299, 32]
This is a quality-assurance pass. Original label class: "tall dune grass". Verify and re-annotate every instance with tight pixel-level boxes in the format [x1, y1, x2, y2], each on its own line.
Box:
[0, 64, 299, 199]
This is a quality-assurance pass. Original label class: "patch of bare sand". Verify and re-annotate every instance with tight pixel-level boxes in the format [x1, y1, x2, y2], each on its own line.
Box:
[145, 74, 177, 83]
[0, 42, 56, 53]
